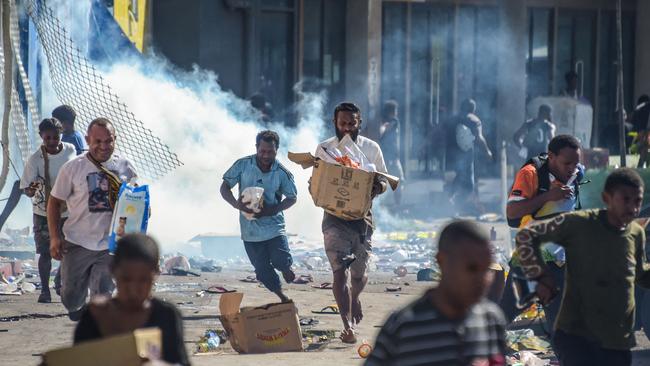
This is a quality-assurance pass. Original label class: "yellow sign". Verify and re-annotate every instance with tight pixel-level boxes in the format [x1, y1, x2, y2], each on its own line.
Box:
[113, 0, 148, 52]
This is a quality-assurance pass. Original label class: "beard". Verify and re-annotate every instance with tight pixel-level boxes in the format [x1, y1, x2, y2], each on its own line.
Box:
[335, 127, 359, 142]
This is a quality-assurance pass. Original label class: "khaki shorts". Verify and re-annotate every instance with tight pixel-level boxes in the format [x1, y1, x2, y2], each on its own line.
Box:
[323, 225, 372, 276]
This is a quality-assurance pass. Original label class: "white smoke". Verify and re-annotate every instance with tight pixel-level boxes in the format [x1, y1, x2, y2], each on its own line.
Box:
[102, 63, 325, 250]
[8, 0, 329, 253]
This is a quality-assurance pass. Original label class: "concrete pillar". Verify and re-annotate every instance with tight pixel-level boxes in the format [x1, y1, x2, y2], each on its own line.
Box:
[496, 0, 527, 150]
[345, 0, 382, 140]
[634, 0, 650, 100]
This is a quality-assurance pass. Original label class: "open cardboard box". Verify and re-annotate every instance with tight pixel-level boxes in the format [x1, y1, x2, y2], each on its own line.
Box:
[43, 327, 162, 366]
[288, 152, 399, 220]
[219, 292, 303, 353]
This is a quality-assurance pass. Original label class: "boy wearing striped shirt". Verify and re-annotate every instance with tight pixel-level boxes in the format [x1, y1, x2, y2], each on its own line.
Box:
[366, 220, 506, 366]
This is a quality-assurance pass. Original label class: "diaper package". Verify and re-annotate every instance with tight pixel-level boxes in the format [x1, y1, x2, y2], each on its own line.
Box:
[108, 182, 151, 253]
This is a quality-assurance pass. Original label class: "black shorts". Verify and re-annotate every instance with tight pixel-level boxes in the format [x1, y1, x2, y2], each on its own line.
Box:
[33, 214, 50, 255]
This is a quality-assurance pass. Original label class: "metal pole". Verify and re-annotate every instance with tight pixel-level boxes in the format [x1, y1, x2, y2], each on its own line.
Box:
[0, 0, 13, 193]
[436, 58, 441, 125]
[616, 0, 626, 167]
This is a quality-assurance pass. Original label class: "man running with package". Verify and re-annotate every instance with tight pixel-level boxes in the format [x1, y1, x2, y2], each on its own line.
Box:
[316, 102, 389, 343]
[48, 117, 137, 321]
[220, 130, 298, 303]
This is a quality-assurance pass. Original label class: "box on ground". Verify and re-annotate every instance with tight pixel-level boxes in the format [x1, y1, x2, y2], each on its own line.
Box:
[43, 327, 162, 366]
[219, 292, 303, 353]
[288, 152, 399, 220]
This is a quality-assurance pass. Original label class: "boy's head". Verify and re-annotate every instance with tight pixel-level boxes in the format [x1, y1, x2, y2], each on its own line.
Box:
[603, 168, 644, 226]
[38, 118, 62, 153]
[112, 234, 160, 308]
[436, 220, 493, 309]
[547, 134, 581, 183]
[52, 105, 76, 134]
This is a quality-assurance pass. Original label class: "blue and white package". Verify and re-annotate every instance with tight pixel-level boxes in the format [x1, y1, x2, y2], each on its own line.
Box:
[108, 182, 150, 253]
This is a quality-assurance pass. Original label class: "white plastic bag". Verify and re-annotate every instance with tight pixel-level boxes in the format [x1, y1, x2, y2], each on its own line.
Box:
[316, 134, 376, 172]
[241, 187, 264, 220]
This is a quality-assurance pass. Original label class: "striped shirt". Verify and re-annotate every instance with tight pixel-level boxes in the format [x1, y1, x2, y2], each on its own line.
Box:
[365, 291, 507, 366]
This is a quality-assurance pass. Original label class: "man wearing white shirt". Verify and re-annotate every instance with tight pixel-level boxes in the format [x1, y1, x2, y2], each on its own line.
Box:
[48, 118, 137, 320]
[316, 102, 388, 343]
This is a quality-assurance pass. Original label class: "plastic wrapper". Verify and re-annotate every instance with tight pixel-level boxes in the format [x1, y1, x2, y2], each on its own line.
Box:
[108, 182, 150, 253]
[316, 134, 376, 172]
[240, 187, 264, 220]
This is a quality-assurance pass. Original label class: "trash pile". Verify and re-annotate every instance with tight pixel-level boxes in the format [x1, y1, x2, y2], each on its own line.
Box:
[195, 329, 228, 354]
[0, 273, 37, 295]
[506, 328, 553, 365]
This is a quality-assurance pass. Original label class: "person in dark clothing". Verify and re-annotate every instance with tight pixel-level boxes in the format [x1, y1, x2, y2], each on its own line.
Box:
[74, 234, 190, 366]
[52, 105, 86, 155]
[513, 104, 556, 160]
[365, 220, 506, 366]
[447, 98, 493, 214]
[379, 100, 404, 207]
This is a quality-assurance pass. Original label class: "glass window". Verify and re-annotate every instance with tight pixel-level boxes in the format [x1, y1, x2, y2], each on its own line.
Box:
[259, 12, 294, 120]
[261, 0, 293, 8]
[526, 8, 553, 101]
[597, 11, 635, 149]
[554, 9, 596, 102]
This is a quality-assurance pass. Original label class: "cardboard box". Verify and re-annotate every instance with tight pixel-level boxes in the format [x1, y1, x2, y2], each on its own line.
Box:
[288, 152, 399, 220]
[43, 327, 162, 366]
[219, 292, 303, 353]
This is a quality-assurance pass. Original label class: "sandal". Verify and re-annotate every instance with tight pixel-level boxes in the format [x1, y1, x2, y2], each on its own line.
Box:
[311, 282, 333, 290]
[385, 286, 402, 292]
[240, 275, 258, 283]
[312, 305, 340, 314]
[293, 274, 314, 284]
[205, 285, 236, 294]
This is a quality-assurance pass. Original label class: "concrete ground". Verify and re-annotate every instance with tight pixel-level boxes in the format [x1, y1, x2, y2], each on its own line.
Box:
[2, 269, 650, 365]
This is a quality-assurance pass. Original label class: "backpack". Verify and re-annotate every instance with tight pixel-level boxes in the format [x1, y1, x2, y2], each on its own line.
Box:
[507, 153, 583, 228]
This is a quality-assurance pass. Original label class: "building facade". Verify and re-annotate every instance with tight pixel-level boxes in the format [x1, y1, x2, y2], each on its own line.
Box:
[110, 0, 646, 178]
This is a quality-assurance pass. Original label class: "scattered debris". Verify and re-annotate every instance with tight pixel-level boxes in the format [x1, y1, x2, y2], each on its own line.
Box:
[196, 329, 228, 354]
[357, 341, 373, 358]
[506, 329, 551, 353]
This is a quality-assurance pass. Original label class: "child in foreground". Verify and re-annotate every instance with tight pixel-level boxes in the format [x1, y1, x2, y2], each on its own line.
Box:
[73, 234, 190, 366]
[516, 168, 650, 366]
[365, 220, 506, 365]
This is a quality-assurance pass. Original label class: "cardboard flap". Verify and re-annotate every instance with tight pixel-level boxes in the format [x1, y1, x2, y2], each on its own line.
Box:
[376, 172, 400, 191]
[220, 292, 244, 315]
[288, 152, 316, 169]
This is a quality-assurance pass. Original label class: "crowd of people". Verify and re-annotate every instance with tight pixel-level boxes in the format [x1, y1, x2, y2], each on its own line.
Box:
[17, 99, 650, 366]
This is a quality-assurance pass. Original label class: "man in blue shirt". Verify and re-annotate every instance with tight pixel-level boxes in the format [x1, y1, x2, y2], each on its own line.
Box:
[53, 105, 86, 155]
[220, 130, 298, 302]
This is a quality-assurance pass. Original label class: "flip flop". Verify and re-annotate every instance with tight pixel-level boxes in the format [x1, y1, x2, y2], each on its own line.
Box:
[385, 286, 402, 292]
[240, 275, 258, 283]
[205, 285, 236, 294]
[311, 282, 333, 290]
[312, 305, 340, 314]
[293, 274, 314, 284]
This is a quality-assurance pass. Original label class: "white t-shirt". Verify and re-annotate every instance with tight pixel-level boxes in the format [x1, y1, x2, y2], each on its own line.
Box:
[316, 135, 388, 173]
[20, 142, 77, 217]
[51, 152, 137, 251]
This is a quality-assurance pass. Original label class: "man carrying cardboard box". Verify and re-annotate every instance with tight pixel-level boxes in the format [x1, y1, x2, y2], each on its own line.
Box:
[316, 102, 388, 344]
[221, 130, 298, 303]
